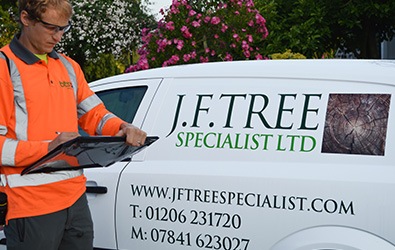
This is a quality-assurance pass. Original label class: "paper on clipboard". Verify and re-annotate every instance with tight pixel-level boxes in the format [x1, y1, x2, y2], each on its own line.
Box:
[21, 136, 159, 175]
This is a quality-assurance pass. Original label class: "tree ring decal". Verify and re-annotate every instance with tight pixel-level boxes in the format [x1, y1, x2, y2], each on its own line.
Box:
[322, 94, 391, 156]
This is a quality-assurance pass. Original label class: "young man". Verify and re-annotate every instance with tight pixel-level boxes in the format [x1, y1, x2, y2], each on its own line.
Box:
[0, 0, 146, 249]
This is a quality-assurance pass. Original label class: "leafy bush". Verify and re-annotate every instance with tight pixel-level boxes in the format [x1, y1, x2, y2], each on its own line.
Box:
[270, 49, 306, 59]
[126, 0, 269, 72]
[83, 53, 124, 82]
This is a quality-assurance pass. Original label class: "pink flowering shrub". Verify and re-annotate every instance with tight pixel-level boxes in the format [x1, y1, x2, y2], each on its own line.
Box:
[125, 0, 269, 72]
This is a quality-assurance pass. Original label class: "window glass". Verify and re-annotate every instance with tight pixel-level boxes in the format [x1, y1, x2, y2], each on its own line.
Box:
[97, 86, 147, 123]
[79, 86, 147, 135]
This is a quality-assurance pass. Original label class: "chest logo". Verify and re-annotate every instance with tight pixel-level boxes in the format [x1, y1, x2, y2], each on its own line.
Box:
[59, 81, 73, 89]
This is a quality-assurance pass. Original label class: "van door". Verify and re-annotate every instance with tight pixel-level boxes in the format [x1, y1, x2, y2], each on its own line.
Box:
[85, 78, 161, 249]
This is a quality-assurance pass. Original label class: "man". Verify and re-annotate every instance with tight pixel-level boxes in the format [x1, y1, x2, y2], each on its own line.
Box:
[0, 0, 147, 249]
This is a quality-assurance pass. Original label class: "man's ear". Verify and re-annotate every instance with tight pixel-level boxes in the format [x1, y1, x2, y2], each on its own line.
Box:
[20, 10, 31, 27]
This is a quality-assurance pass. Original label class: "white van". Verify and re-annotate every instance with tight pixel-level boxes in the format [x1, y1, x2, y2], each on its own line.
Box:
[3, 60, 394, 249]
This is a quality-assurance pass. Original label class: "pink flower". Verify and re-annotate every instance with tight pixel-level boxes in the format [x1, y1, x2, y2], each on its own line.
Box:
[165, 21, 175, 31]
[218, 3, 228, 9]
[204, 16, 211, 23]
[224, 53, 233, 61]
[200, 56, 209, 63]
[156, 38, 169, 52]
[255, 13, 266, 25]
[163, 54, 180, 67]
[176, 40, 184, 50]
[183, 54, 191, 62]
[243, 50, 251, 58]
[180, 26, 192, 39]
[189, 10, 197, 16]
[255, 54, 263, 60]
[192, 20, 201, 28]
[242, 40, 249, 51]
[170, 5, 180, 14]
[221, 24, 228, 33]
[141, 28, 150, 36]
[211, 16, 221, 25]
[139, 58, 149, 70]
[232, 33, 240, 41]
[214, 34, 219, 39]
[246, 0, 254, 7]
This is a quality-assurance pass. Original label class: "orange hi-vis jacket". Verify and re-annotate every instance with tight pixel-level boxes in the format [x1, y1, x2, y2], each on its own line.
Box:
[0, 36, 125, 222]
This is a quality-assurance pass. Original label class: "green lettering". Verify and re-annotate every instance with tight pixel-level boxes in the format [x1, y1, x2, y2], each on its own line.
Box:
[221, 134, 233, 148]
[276, 134, 286, 151]
[261, 134, 273, 150]
[300, 135, 316, 152]
[194, 132, 203, 147]
[203, 132, 216, 148]
[234, 133, 244, 149]
[175, 132, 184, 147]
[275, 94, 296, 129]
[185, 132, 195, 147]
[287, 135, 300, 151]
[299, 94, 321, 130]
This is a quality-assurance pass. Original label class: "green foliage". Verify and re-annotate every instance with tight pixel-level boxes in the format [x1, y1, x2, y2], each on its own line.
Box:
[126, 0, 269, 72]
[270, 49, 306, 59]
[256, 0, 395, 59]
[0, 1, 18, 48]
[57, 0, 157, 80]
[83, 53, 124, 82]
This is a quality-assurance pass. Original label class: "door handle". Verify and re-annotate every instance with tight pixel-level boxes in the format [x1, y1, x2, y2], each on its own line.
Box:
[86, 186, 108, 194]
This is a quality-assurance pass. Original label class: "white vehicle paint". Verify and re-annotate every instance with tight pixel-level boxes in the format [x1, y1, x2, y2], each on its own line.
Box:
[2, 60, 394, 250]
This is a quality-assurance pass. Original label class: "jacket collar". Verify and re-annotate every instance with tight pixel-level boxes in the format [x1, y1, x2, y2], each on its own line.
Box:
[9, 34, 59, 65]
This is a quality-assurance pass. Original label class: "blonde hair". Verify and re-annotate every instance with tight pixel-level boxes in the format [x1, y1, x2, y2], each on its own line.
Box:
[19, 0, 73, 20]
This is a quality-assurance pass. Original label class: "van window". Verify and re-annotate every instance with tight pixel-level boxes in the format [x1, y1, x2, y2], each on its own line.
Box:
[79, 86, 147, 135]
[96, 86, 147, 123]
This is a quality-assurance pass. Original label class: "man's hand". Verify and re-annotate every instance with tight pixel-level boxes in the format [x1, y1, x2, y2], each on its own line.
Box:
[48, 132, 80, 152]
[116, 123, 147, 147]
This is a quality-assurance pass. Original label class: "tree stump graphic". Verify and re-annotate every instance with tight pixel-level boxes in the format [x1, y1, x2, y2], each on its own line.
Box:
[322, 94, 391, 155]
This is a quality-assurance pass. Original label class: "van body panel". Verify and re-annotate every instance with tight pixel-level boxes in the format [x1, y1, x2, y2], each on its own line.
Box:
[86, 60, 395, 250]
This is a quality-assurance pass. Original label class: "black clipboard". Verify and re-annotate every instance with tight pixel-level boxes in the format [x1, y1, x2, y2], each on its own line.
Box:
[21, 136, 159, 175]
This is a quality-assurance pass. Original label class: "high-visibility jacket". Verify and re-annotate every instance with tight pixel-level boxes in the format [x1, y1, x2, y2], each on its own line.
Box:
[0, 36, 125, 222]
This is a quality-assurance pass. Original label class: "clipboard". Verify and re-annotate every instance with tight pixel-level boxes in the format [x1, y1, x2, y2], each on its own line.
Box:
[21, 136, 159, 175]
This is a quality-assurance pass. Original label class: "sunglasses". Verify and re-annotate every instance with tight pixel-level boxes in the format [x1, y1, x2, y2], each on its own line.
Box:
[37, 19, 72, 34]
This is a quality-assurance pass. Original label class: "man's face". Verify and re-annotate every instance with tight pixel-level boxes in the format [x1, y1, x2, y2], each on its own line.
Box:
[20, 7, 71, 54]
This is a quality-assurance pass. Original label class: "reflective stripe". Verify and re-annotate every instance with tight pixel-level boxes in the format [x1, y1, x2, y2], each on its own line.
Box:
[1, 139, 18, 166]
[0, 174, 6, 187]
[77, 94, 103, 118]
[96, 113, 117, 135]
[58, 54, 78, 98]
[0, 56, 27, 166]
[8, 58, 28, 141]
[0, 55, 9, 136]
[0, 125, 7, 136]
[3, 169, 83, 188]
